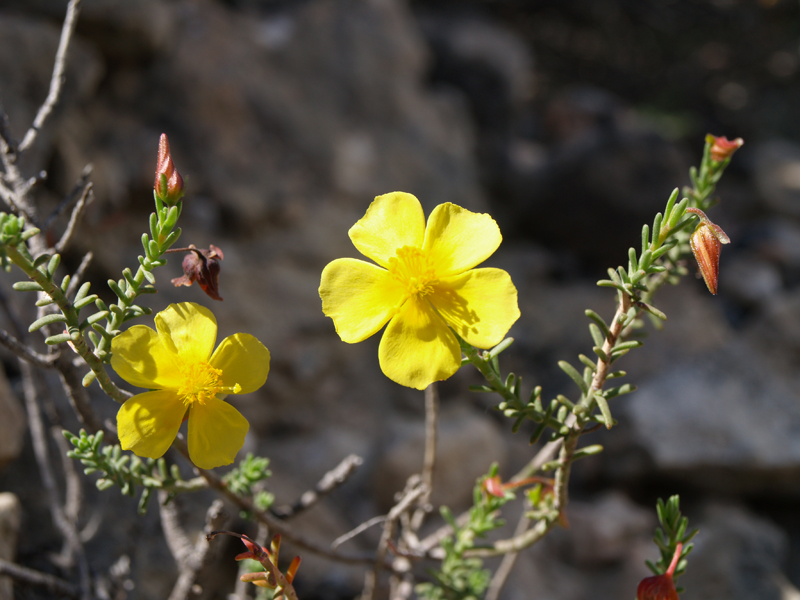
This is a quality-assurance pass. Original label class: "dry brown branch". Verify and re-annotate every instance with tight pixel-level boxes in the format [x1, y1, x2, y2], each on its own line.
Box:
[360, 480, 428, 600]
[172, 436, 387, 568]
[18, 0, 83, 153]
[55, 183, 93, 253]
[0, 558, 79, 598]
[21, 361, 92, 599]
[65, 251, 94, 299]
[161, 495, 228, 600]
[272, 453, 364, 519]
[0, 327, 58, 367]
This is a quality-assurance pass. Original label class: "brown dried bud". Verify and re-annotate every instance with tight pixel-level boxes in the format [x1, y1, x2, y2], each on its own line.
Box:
[171, 244, 224, 301]
[706, 134, 744, 163]
[687, 208, 730, 295]
[636, 544, 682, 600]
[154, 133, 185, 205]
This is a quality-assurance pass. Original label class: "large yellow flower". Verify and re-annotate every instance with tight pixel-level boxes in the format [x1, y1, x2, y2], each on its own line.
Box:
[319, 192, 520, 389]
[111, 302, 270, 469]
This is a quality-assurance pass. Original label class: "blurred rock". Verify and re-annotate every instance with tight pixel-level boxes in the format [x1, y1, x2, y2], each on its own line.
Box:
[0, 493, 20, 600]
[753, 140, 800, 218]
[625, 343, 800, 493]
[564, 492, 654, 566]
[503, 87, 688, 267]
[681, 503, 793, 600]
[373, 403, 508, 511]
[721, 253, 782, 307]
[0, 368, 25, 470]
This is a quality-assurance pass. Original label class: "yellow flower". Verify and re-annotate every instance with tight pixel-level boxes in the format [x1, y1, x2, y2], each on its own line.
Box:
[319, 192, 520, 389]
[111, 302, 270, 469]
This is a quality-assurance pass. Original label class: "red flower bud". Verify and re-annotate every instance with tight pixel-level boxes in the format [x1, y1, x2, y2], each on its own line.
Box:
[483, 476, 505, 498]
[170, 244, 224, 301]
[706, 134, 744, 163]
[687, 208, 730, 295]
[637, 543, 683, 600]
[154, 133, 185, 205]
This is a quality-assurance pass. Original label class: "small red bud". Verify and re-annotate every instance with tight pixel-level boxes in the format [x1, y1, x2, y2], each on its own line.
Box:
[154, 133, 185, 206]
[637, 543, 683, 600]
[706, 134, 744, 163]
[483, 476, 505, 498]
[687, 208, 730, 295]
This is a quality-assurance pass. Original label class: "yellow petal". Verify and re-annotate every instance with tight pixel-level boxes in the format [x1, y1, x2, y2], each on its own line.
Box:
[155, 302, 217, 364]
[378, 296, 461, 389]
[209, 333, 270, 395]
[423, 203, 502, 277]
[320, 258, 407, 343]
[117, 390, 186, 459]
[349, 192, 426, 268]
[187, 397, 249, 469]
[111, 325, 183, 389]
[432, 268, 520, 349]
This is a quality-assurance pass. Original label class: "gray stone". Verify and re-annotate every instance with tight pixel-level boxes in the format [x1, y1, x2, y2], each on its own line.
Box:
[625, 343, 800, 492]
[753, 140, 800, 218]
[680, 503, 793, 600]
[564, 492, 654, 566]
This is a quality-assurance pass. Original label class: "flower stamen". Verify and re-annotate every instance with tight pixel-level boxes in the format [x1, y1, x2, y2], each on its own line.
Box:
[178, 362, 223, 406]
[388, 246, 438, 297]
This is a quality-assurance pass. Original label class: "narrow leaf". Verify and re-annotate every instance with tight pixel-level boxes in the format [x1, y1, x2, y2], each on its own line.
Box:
[558, 360, 589, 395]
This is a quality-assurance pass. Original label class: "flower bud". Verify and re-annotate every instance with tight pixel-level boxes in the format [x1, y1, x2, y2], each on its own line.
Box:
[687, 208, 730, 295]
[482, 476, 505, 498]
[154, 133, 185, 206]
[637, 543, 682, 600]
[706, 134, 744, 163]
[171, 244, 224, 301]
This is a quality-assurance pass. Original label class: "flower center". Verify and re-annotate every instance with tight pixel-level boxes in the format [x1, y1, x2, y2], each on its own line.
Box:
[388, 246, 439, 297]
[177, 362, 240, 406]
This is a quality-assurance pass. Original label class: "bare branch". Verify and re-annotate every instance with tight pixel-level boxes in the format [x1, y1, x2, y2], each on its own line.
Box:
[170, 436, 387, 569]
[0, 558, 78, 599]
[56, 352, 113, 437]
[484, 507, 531, 600]
[18, 0, 83, 153]
[0, 327, 58, 368]
[65, 251, 93, 298]
[55, 182, 93, 253]
[159, 494, 195, 567]
[409, 383, 438, 532]
[53, 425, 82, 524]
[0, 106, 17, 154]
[332, 515, 386, 550]
[360, 480, 427, 600]
[45, 164, 92, 232]
[20, 361, 92, 599]
[272, 453, 363, 519]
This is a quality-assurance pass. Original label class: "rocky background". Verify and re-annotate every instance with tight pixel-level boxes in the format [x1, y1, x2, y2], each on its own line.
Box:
[1, 0, 800, 599]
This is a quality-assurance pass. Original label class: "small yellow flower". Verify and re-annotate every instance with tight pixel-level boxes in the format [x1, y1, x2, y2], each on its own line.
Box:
[111, 302, 270, 469]
[319, 192, 520, 389]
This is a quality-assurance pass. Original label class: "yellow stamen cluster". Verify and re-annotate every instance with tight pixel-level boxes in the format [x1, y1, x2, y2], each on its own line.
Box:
[388, 246, 438, 297]
[178, 362, 223, 406]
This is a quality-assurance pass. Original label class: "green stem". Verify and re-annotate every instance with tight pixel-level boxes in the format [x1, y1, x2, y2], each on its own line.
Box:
[458, 336, 517, 404]
[5, 244, 128, 402]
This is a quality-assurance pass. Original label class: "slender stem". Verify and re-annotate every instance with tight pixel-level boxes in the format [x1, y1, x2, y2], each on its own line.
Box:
[4, 244, 128, 402]
[0, 327, 58, 367]
[18, 0, 83, 152]
[410, 383, 438, 531]
[0, 558, 78, 599]
[272, 454, 363, 519]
